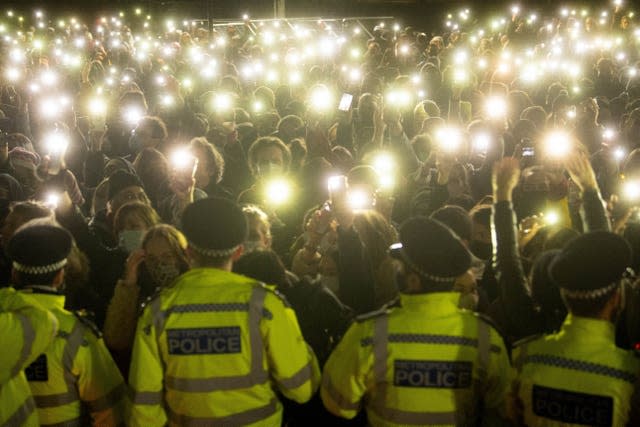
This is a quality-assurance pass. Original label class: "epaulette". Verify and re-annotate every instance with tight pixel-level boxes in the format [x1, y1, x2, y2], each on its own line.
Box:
[471, 311, 504, 333]
[139, 287, 163, 314]
[354, 297, 400, 323]
[73, 310, 102, 339]
[257, 282, 291, 308]
[512, 334, 543, 349]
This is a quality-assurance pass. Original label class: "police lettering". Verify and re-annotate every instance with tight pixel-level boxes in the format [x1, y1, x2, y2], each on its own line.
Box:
[532, 385, 613, 427]
[167, 327, 242, 355]
[393, 360, 472, 389]
[25, 354, 48, 382]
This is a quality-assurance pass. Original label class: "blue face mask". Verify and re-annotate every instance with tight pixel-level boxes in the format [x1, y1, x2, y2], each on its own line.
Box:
[118, 230, 145, 253]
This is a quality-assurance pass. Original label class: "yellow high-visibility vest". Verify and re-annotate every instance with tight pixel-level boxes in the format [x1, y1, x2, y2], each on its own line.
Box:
[21, 291, 127, 427]
[129, 268, 320, 427]
[321, 292, 511, 426]
[512, 314, 640, 427]
[0, 288, 58, 427]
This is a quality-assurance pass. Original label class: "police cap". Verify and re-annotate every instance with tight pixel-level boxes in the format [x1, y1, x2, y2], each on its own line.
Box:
[390, 217, 472, 283]
[181, 197, 248, 258]
[549, 231, 632, 298]
[8, 224, 72, 275]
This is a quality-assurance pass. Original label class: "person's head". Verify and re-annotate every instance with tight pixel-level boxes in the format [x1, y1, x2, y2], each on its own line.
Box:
[276, 115, 305, 144]
[9, 224, 72, 289]
[133, 148, 170, 195]
[181, 197, 248, 270]
[189, 137, 225, 189]
[520, 106, 547, 131]
[390, 217, 472, 295]
[233, 249, 288, 288]
[141, 224, 189, 288]
[106, 170, 149, 217]
[353, 210, 399, 305]
[529, 250, 567, 332]
[242, 205, 272, 252]
[254, 86, 276, 111]
[114, 202, 161, 253]
[549, 231, 632, 321]
[1, 201, 53, 250]
[248, 136, 292, 179]
[469, 204, 492, 260]
[129, 116, 168, 153]
[597, 58, 615, 80]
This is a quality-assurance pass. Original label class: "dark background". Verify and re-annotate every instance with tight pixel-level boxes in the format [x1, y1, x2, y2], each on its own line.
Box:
[0, 0, 618, 33]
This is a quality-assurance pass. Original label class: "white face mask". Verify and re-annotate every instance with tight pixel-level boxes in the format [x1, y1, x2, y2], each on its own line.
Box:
[321, 275, 340, 294]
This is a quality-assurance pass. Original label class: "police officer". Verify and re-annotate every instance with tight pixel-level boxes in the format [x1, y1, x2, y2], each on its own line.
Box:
[0, 287, 58, 426]
[321, 217, 511, 426]
[511, 231, 640, 426]
[8, 223, 127, 426]
[129, 197, 320, 426]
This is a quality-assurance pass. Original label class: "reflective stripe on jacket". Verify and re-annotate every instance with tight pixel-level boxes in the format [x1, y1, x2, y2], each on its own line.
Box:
[22, 292, 127, 427]
[129, 268, 320, 427]
[321, 292, 511, 427]
[0, 288, 58, 427]
[512, 314, 640, 427]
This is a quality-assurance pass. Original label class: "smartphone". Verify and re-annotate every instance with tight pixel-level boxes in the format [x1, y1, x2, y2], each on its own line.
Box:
[522, 146, 535, 157]
[328, 175, 347, 202]
[338, 93, 353, 112]
[171, 149, 199, 180]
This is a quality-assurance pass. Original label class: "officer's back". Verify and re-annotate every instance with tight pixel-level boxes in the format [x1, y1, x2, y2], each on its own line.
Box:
[129, 197, 320, 426]
[8, 223, 127, 426]
[321, 217, 511, 426]
[511, 232, 640, 426]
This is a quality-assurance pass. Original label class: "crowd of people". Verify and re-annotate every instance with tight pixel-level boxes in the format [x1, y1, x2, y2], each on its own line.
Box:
[1, 0, 640, 425]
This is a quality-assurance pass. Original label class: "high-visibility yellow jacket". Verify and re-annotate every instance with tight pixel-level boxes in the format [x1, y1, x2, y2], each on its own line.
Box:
[321, 292, 511, 426]
[0, 287, 58, 427]
[129, 268, 320, 427]
[511, 314, 640, 427]
[19, 290, 127, 427]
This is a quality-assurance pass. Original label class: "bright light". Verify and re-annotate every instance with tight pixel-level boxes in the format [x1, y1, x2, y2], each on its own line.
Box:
[214, 93, 233, 111]
[289, 70, 302, 85]
[124, 106, 144, 126]
[603, 128, 616, 141]
[328, 176, 346, 193]
[544, 131, 572, 158]
[171, 148, 195, 170]
[436, 127, 463, 153]
[485, 97, 508, 120]
[372, 152, 395, 174]
[624, 181, 640, 200]
[386, 90, 412, 107]
[265, 179, 292, 206]
[5, 67, 20, 82]
[45, 133, 69, 155]
[453, 69, 468, 84]
[544, 211, 560, 226]
[88, 98, 107, 116]
[40, 70, 58, 86]
[473, 133, 491, 153]
[347, 190, 372, 211]
[45, 193, 60, 210]
[614, 147, 626, 161]
[160, 94, 174, 107]
[309, 86, 333, 111]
